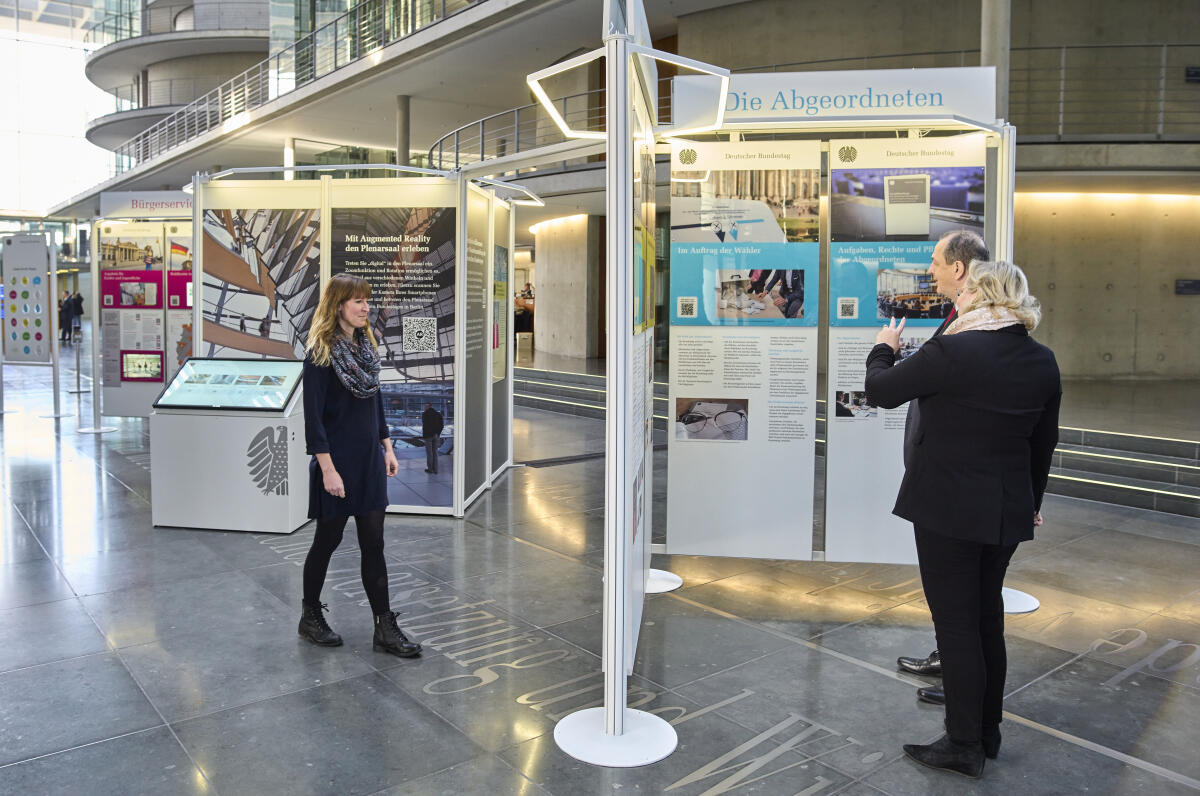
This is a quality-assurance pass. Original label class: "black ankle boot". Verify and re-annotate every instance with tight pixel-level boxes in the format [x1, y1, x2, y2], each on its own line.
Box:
[982, 728, 1001, 759]
[373, 611, 422, 658]
[903, 735, 985, 778]
[298, 601, 343, 646]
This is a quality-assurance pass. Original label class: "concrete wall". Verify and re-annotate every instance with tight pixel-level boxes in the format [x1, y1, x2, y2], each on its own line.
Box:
[532, 214, 599, 358]
[146, 53, 265, 104]
[676, 0, 1200, 69]
[1015, 192, 1200, 379]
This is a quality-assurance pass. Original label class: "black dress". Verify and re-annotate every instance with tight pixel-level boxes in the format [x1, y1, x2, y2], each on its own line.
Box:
[303, 357, 390, 519]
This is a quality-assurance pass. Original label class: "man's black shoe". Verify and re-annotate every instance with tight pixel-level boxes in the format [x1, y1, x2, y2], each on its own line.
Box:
[917, 685, 945, 705]
[897, 649, 941, 676]
[903, 735, 985, 779]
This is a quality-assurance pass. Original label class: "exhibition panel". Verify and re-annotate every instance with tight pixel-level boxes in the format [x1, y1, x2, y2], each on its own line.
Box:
[150, 357, 310, 533]
[94, 219, 194, 417]
[490, 199, 513, 477]
[624, 74, 657, 671]
[462, 183, 492, 506]
[185, 170, 518, 518]
[825, 133, 991, 564]
[666, 140, 821, 561]
[328, 177, 460, 512]
[1, 233, 53, 364]
[194, 180, 323, 362]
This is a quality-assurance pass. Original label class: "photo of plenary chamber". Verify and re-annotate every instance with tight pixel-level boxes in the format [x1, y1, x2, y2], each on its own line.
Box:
[833, 390, 877, 419]
[830, 166, 984, 242]
[876, 268, 953, 320]
[671, 167, 820, 243]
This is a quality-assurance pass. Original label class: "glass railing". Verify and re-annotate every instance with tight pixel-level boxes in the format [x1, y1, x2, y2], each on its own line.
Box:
[84, 1, 266, 47]
[108, 0, 480, 176]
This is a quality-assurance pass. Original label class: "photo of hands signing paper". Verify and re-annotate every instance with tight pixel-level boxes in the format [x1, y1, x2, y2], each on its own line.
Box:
[675, 398, 749, 441]
[716, 269, 804, 321]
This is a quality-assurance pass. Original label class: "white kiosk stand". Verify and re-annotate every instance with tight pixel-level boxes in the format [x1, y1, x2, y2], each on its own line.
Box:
[149, 357, 309, 533]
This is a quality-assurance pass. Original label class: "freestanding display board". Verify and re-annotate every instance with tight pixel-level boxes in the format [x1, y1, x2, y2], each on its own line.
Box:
[194, 170, 519, 518]
[825, 133, 988, 564]
[666, 140, 821, 560]
[491, 201, 514, 476]
[2, 233, 53, 363]
[93, 219, 195, 417]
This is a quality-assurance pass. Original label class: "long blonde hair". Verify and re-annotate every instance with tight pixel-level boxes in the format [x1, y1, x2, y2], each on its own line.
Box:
[960, 260, 1041, 330]
[306, 273, 377, 365]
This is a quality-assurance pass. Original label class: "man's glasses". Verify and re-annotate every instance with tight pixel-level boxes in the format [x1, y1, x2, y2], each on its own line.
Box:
[678, 409, 746, 437]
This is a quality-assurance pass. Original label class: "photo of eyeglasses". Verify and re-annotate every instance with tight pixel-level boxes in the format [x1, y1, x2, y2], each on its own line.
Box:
[675, 400, 749, 441]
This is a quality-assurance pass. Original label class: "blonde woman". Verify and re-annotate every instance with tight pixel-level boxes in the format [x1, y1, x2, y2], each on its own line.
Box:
[866, 261, 1060, 779]
[298, 273, 420, 659]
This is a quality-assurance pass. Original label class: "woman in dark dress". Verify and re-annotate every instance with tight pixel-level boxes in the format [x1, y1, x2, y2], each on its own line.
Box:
[866, 261, 1060, 779]
[297, 274, 420, 659]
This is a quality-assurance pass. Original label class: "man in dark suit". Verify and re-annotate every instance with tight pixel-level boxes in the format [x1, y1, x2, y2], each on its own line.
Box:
[421, 403, 444, 474]
[867, 260, 1061, 777]
[895, 230, 990, 702]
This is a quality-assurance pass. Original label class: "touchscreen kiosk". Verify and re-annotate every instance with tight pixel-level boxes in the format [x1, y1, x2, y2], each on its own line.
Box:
[150, 357, 309, 533]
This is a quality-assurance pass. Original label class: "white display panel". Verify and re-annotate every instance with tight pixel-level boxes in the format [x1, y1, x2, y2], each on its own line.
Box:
[2, 233, 51, 362]
[825, 133, 988, 564]
[666, 140, 821, 560]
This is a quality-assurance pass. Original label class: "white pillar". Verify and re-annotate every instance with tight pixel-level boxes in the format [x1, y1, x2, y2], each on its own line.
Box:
[283, 137, 295, 180]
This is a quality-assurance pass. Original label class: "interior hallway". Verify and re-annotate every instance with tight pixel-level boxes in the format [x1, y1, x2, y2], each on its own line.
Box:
[0, 348, 1198, 794]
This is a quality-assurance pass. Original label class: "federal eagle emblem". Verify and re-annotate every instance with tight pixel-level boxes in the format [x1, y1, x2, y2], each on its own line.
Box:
[837, 145, 858, 163]
[678, 148, 698, 165]
[247, 425, 289, 496]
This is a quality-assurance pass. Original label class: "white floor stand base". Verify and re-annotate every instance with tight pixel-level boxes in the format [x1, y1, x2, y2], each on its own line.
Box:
[646, 568, 683, 593]
[78, 426, 118, 434]
[39, 412, 71, 419]
[1002, 587, 1039, 614]
[554, 707, 678, 767]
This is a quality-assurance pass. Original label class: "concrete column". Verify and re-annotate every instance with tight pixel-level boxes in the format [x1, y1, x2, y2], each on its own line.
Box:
[532, 214, 600, 358]
[981, 0, 1011, 120]
[396, 95, 411, 167]
[283, 137, 295, 180]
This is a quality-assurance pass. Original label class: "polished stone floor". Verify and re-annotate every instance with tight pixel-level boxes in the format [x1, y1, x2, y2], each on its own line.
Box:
[2, 354, 1199, 794]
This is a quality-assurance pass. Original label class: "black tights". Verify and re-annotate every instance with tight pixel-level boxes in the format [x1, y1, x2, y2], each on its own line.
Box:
[302, 510, 390, 615]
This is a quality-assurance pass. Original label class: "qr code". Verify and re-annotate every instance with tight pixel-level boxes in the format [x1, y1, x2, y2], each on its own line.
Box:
[403, 316, 438, 353]
[837, 297, 858, 319]
[103, 295, 114, 306]
[169, 296, 179, 307]
[677, 296, 698, 319]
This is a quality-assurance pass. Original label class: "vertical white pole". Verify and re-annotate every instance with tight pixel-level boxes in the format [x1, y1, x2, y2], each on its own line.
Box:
[453, 175, 466, 517]
[192, 174, 204, 356]
[484, 189, 494, 489]
[999, 124, 1016, 262]
[0, 239, 7, 414]
[603, 29, 632, 739]
[89, 223, 103, 425]
[49, 239, 64, 418]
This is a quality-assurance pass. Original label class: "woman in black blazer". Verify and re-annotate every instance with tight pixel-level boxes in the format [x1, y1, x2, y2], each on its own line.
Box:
[865, 260, 1061, 779]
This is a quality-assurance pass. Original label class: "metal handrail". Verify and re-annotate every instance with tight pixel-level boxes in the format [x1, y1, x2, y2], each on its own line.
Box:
[106, 0, 481, 177]
[428, 43, 1200, 171]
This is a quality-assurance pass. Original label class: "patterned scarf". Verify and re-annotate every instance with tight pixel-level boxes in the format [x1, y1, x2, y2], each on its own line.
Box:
[330, 329, 380, 398]
[944, 306, 1025, 335]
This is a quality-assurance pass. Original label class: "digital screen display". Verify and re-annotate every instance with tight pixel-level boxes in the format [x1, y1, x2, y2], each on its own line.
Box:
[154, 357, 303, 411]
